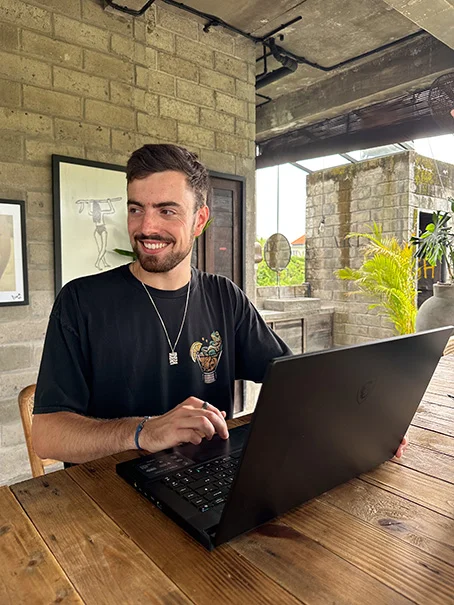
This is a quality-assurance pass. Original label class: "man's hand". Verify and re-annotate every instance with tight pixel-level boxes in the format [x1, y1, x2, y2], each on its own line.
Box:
[138, 397, 229, 453]
[394, 434, 408, 459]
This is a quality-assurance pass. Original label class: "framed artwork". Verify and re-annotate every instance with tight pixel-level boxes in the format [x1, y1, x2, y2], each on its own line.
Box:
[0, 199, 29, 306]
[52, 155, 131, 293]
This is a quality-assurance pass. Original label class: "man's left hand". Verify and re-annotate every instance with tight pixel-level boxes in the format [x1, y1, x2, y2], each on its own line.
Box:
[395, 435, 408, 458]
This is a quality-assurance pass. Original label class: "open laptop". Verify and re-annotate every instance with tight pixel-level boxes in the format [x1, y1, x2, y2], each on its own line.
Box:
[116, 326, 452, 550]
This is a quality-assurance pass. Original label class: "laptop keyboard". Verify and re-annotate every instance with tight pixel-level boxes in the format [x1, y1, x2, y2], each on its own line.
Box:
[160, 453, 241, 513]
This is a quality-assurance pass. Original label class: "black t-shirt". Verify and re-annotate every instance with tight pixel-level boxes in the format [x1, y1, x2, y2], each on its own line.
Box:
[34, 265, 291, 420]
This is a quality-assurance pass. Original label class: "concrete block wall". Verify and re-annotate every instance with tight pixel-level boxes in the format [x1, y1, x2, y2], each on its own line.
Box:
[409, 152, 454, 225]
[306, 152, 454, 348]
[307, 152, 412, 346]
[0, 0, 256, 485]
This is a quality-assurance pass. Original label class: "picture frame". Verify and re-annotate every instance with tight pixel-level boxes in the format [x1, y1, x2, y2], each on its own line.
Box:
[0, 199, 29, 306]
[52, 155, 131, 294]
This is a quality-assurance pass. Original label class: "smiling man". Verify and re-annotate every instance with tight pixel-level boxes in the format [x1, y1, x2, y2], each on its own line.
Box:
[32, 144, 293, 464]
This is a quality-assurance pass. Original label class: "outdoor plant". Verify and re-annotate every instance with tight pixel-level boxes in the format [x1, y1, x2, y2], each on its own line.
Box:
[410, 198, 454, 283]
[336, 223, 418, 335]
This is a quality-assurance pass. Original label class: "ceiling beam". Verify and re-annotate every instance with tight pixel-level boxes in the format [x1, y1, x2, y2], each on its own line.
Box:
[256, 35, 454, 141]
[256, 115, 442, 169]
[382, 0, 454, 50]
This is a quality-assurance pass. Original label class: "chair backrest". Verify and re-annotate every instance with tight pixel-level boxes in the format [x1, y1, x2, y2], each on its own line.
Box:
[443, 336, 454, 356]
[18, 384, 59, 478]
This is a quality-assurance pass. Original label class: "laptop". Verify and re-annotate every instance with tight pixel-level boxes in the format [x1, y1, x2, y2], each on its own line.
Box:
[116, 326, 452, 550]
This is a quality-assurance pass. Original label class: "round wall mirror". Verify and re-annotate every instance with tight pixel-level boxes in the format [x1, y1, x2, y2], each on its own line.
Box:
[264, 233, 291, 272]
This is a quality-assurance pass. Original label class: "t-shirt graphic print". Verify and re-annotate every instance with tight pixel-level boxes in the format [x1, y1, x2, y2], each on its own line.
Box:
[190, 331, 222, 384]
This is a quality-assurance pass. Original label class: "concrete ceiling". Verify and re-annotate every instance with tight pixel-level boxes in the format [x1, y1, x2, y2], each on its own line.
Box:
[180, 0, 454, 145]
[112, 0, 454, 159]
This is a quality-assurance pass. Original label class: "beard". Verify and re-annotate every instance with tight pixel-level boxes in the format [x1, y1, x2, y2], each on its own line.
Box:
[132, 232, 195, 274]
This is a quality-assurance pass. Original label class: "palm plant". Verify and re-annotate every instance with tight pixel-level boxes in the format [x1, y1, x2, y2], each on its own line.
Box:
[336, 223, 418, 335]
[410, 198, 454, 283]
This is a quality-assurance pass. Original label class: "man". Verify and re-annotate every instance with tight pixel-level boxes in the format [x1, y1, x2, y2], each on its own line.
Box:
[32, 144, 293, 464]
[33, 144, 407, 464]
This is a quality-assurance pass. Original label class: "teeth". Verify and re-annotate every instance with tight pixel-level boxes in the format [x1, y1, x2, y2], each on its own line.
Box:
[143, 242, 167, 250]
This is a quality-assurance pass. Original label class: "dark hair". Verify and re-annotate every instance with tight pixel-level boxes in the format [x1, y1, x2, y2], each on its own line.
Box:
[126, 144, 211, 210]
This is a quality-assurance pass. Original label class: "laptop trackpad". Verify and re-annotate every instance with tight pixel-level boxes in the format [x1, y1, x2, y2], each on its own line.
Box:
[174, 423, 250, 464]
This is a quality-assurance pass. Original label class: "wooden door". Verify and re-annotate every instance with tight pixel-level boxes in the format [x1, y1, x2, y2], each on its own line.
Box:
[192, 174, 245, 413]
[193, 175, 243, 288]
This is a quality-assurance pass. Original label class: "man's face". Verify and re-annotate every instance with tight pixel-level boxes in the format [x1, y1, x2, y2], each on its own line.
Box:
[127, 170, 209, 274]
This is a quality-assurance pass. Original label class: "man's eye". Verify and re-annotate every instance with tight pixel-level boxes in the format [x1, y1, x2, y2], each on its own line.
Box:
[161, 209, 176, 216]
[128, 207, 140, 214]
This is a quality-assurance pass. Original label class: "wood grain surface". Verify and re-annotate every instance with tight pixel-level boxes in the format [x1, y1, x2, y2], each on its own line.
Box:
[4, 358, 454, 604]
[10, 473, 194, 605]
[0, 486, 82, 605]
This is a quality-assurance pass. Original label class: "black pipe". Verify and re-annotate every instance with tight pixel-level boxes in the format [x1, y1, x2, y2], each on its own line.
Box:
[270, 29, 425, 73]
[104, 0, 427, 95]
[257, 38, 298, 89]
[104, 0, 156, 16]
[257, 65, 297, 89]
[162, 0, 258, 42]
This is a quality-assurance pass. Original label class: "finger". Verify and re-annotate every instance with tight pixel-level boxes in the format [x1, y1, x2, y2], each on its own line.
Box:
[178, 429, 203, 446]
[199, 401, 229, 435]
[179, 415, 216, 440]
[201, 410, 229, 439]
[193, 397, 226, 420]
[178, 398, 229, 439]
[395, 442, 406, 458]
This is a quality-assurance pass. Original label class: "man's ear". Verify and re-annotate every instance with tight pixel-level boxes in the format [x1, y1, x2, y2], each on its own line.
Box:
[194, 204, 210, 237]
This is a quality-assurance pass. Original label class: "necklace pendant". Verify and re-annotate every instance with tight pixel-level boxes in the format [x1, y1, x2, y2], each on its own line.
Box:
[169, 352, 178, 365]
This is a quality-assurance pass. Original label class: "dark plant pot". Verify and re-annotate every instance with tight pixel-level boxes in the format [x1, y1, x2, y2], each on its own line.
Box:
[416, 283, 454, 331]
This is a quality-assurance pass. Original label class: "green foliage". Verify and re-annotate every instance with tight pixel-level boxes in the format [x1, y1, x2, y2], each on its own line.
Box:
[410, 197, 454, 282]
[255, 237, 305, 286]
[336, 223, 418, 335]
[256, 255, 305, 286]
[113, 248, 136, 259]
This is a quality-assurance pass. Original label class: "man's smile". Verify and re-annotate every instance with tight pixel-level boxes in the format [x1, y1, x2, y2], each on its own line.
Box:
[142, 241, 168, 250]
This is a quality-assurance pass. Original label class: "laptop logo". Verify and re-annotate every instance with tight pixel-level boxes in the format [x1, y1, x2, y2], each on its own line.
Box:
[357, 380, 376, 405]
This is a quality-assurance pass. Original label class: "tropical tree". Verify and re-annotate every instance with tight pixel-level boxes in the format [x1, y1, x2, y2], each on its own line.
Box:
[336, 223, 418, 335]
[256, 255, 305, 286]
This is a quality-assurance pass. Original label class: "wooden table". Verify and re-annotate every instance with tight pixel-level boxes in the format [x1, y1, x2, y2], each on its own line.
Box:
[2, 357, 454, 605]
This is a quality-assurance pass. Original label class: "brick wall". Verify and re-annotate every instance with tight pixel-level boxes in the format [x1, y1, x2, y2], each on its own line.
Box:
[306, 152, 454, 347]
[0, 0, 256, 485]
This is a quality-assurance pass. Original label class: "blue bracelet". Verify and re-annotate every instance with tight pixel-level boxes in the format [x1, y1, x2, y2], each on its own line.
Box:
[134, 416, 151, 450]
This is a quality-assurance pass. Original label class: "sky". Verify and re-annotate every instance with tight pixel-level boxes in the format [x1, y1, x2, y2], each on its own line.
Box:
[256, 133, 454, 244]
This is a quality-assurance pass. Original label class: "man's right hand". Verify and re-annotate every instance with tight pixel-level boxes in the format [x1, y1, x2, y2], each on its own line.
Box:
[138, 397, 229, 453]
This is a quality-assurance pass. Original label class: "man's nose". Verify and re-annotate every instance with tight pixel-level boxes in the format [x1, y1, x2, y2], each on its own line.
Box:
[141, 209, 162, 234]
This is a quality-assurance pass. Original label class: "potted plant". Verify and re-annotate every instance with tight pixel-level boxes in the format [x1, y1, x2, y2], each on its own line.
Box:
[336, 223, 418, 335]
[410, 197, 454, 331]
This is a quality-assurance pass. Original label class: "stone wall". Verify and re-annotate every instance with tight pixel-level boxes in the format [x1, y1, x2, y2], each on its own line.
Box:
[0, 0, 256, 485]
[409, 152, 454, 225]
[306, 152, 454, 347]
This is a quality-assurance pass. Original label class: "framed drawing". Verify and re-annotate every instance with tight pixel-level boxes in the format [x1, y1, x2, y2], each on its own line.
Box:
[52, 155, 131, 293]
[0, 199, 29, 306]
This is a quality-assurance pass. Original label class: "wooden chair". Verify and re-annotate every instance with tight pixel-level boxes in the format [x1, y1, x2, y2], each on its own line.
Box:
[18, 384, 59, 477]
[443, 336, 454, 356]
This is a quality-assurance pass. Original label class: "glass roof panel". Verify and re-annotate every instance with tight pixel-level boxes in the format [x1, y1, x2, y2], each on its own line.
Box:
[346, 144, 405, 161]
[297, 154, 351, 171]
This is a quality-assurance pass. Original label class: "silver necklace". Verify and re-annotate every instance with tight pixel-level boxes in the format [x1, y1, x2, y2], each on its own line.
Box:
[140, 278, 191, 366]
